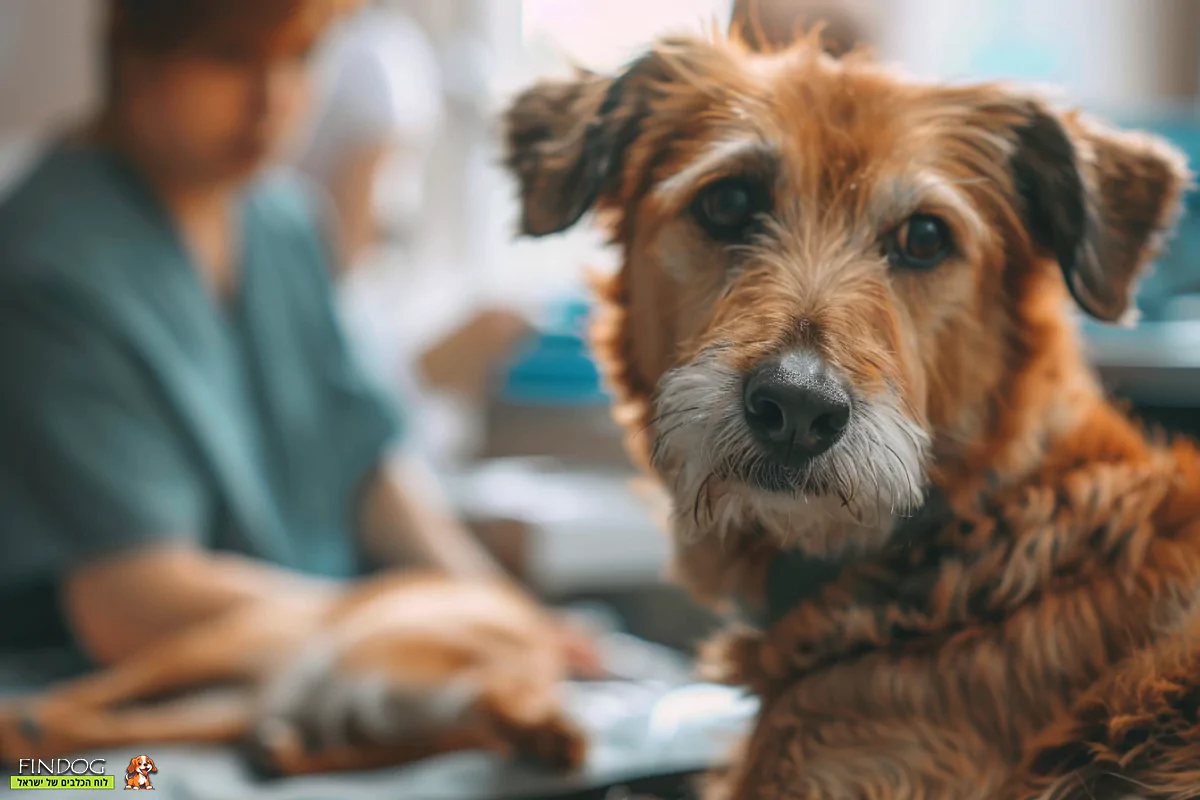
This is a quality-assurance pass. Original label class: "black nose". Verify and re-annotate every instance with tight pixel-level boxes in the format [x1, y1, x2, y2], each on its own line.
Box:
[743, 351, 851, 465]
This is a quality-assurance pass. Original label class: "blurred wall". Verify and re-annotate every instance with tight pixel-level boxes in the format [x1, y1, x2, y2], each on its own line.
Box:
[0, 0, 98, 136]
[878, 0, 1200, 114]
[0, 0, 97, 194]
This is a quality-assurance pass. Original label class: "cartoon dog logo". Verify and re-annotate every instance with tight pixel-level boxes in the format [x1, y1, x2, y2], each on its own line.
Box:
[124, 755, 157, 790]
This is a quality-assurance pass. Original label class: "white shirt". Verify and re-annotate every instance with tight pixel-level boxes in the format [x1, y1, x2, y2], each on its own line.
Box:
[297, 5, 445, 227]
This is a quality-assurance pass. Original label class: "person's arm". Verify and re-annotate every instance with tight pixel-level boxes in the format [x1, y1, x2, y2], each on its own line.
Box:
[357, 456, 605, 677]
[62, 548, 338, 666]
[0, 280, 335, 666]
[358, 455, 503, 578]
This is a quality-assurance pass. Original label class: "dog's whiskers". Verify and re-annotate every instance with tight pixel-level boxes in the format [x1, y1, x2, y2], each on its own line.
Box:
[639, 405, 701, 437]
[692, 472, 718, 526]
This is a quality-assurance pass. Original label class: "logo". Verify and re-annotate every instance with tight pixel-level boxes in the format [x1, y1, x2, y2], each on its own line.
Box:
[123, 755, 157, 791]
[10, 757, 114, 790]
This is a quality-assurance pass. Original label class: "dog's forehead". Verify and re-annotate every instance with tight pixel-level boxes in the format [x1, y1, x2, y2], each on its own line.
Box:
[646, 47, 979, 219]
[627, 49, 1015, 258]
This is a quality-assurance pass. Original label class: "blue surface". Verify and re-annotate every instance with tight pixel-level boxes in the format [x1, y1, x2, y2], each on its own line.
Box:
[499, 298, 610, 407]
[1112, 118, 1200, 322]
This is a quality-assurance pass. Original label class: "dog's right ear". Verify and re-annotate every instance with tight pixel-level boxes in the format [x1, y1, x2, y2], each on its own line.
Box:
[503, 57, 659, 237]
[1005, 103, 1191, 324]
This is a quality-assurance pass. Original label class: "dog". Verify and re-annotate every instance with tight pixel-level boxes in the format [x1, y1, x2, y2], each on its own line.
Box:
[503, 27, 1200, 800]
[0, 573, 585, 777]
[124, 754, 156, 790]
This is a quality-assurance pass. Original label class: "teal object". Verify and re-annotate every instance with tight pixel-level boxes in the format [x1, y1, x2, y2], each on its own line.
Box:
[960, 0, 1072, 87]
[499, 297, 610, 406]
[968, 40, 1065, 87]
[0, 143, 401, 602]
[1098, 117, 1200, 323]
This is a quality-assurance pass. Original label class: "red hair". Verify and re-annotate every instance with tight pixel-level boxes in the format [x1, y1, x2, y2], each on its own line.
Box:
[107, 0, 363, 57]
[101, 0, 363, 106]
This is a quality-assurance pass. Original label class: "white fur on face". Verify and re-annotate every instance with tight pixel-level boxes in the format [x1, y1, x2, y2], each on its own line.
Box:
[652, 352, 930, 556]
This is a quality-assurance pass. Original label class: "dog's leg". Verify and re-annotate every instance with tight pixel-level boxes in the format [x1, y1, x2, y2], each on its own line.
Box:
[2, 691, 253, 762]
[1000, 621, 1200, 800]
[248, 664, 586, 777]
[56, 601, 316, 708]
[471, 667, 587, 770]
[0, 601, 319, 761]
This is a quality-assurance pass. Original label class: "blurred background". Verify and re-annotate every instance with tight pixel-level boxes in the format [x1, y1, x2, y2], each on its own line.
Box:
[1, 2, 1200, 795]
[2, 0, 1199, 654]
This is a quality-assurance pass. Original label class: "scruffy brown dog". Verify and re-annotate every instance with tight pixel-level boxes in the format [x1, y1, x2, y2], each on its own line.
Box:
[504, 29, 1200, 800]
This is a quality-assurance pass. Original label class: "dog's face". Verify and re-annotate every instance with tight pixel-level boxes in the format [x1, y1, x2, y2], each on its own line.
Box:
[127, 755, 156, 776]
[505, 34, 1188, 575]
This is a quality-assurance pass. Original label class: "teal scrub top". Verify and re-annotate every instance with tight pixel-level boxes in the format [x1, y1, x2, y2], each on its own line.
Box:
[0, 143, 401, 649]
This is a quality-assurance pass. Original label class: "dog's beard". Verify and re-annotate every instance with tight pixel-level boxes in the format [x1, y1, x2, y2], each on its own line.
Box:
[651, 356, 931, 557]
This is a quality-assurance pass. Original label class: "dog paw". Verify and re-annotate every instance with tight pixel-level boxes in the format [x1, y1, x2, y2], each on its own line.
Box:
[696, 627, 762, 684]
[486, 708, 587, 772]
[519, 713, 588, 771]
[696, 626, 786, 693]
[244, 717, 303, 778]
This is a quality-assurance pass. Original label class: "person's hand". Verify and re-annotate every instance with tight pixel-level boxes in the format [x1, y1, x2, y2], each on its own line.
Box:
[550, 616, 607, 680]
[417, 307, 534, 400]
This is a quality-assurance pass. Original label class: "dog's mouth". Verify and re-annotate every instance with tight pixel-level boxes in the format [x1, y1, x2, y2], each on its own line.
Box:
[651, 353, 931, 532]
[734, 459, 839, 495]
[705, 429, 858, 504]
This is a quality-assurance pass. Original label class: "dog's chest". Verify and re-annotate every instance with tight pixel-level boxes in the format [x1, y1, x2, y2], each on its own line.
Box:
[732, 653, 1050, 799]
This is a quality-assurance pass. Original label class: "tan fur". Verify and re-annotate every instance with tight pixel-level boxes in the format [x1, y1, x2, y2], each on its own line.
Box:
[0, 573, 584, 777]
[504, 27, 1200, 799]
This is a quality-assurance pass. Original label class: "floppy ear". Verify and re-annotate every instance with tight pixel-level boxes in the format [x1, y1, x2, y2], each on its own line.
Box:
[148, 759, 157, 773]
[125, 758, 139, 776]
[503, 55, 663, 237]
[1008, 105, 1191, 323]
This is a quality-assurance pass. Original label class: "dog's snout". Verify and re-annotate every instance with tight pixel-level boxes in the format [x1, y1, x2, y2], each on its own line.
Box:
[743, 351, 851, 464]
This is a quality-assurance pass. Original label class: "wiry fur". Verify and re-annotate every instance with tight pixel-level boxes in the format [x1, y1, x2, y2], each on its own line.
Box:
[504, 24, 1200, 800]
[654, 351, 928, 556]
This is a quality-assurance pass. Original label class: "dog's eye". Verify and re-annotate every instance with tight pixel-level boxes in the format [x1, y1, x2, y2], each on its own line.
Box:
[890, 214, 953, 270]
[691, 177, 769, 242]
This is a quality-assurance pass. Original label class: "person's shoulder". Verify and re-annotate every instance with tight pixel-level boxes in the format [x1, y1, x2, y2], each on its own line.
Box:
[0, 143, 141, 280]
[0, 142, 114, 225]
[1, 145, 68, 237]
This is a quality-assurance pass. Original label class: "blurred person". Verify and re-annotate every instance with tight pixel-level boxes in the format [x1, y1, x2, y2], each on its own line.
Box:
[294, 0, 443, 270]
[0, 0, 597, 677]
[294, 1, 532, 467]
[731, 0, 876, 55]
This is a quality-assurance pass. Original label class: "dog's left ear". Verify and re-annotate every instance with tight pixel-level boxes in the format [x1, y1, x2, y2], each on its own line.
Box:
[503, 51, 678, 237]
[1007, 103, 1192, 323]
